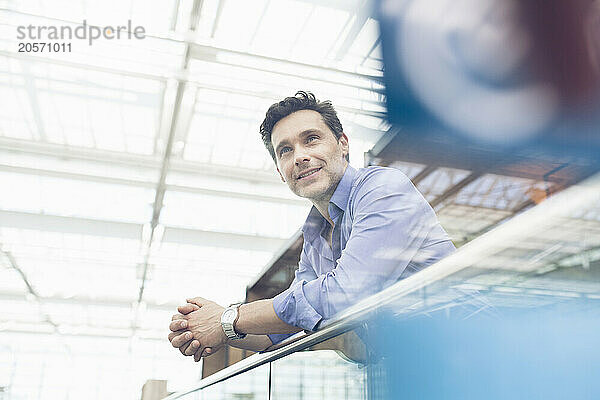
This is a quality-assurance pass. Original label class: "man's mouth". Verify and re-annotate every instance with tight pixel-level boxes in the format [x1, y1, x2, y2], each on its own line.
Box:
[296, 167, 322, 180]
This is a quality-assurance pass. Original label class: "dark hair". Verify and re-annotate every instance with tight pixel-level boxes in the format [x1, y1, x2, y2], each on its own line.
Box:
[259, 91, 347, 163]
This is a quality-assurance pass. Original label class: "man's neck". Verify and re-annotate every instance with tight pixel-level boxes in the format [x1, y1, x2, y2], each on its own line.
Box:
[312, 199, 334, 248]
[310, 163, 349, 227]
[312, 199, 334, 227]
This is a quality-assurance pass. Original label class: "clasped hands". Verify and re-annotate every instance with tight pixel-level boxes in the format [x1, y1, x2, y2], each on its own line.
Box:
[168, 297, 228, 362]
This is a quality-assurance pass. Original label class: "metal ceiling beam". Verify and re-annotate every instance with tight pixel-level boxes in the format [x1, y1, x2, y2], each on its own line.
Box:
[187, 84, 386, 117]
[248, 0, 271, 45]
[411, 165, 437, 186]
[0, 250, 39, 299]
[171, 86, 198, 158]
[334, 0, 372, 61]
[141, 80, 189, 311]
[134, 1, 198, 327]
[0, 291, 177, 311]
[169, 0, 181, 31]
[210, 0, 225, 38]
[6, 72, 385, 126]
[0, 210, 142, 239]
[0, 248, 58, 331]
[343, 120, 386, 143]
[0, 49, 166, 82]
[188, 44, 385, 95]
[0, 321, 167, 341]
[294, 0, 363, 12]
[189, 0, 204, 31]
[187, 38, 382, 84]
[0, 328, 166, 341]
[430, 173, 483, 208]
[361, 35, 381, 66]
[1, 10, 384, 82]
[0, 210, 287, 252]
[1, 74, 161, 108]
[161, 226, 286, 251]
[19, 61, 47, 142]
[453, 181, 567, 246]
[0, 164, 307, 206]
[0, 137, 280, 184]
[2, 50, 386, 118]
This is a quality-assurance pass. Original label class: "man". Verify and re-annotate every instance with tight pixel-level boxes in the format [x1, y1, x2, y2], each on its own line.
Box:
[168, 91, 455, 361]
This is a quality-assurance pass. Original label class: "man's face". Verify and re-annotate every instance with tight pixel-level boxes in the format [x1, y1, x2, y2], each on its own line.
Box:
[271, 110, 349, 202]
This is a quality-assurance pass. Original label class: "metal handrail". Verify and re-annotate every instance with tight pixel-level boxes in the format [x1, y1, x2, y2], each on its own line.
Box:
[163, 172, 600, 400]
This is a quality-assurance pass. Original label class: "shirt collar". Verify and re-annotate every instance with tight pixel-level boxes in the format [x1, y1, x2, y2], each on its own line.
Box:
[329, 164, 356, 213]
[301, 206, 324, 244]
[301, 164, 356, 243]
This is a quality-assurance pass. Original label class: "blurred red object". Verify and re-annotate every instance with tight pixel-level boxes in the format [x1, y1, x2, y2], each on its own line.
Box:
[523, 0, 600, 107]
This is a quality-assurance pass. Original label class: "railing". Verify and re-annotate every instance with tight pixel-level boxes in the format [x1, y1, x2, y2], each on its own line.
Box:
[164, 172, 600, 400]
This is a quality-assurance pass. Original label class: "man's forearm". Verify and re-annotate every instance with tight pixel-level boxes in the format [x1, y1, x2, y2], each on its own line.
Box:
[227, 334, 274, 352]
[236, 298, 302, 335]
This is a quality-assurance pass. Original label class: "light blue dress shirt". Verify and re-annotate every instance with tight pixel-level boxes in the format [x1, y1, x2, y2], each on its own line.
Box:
[269, 165, 455, 344]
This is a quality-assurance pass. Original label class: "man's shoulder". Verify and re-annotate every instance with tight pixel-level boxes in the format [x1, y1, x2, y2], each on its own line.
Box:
[348, 166, 428, 213]
[352, 166, 413, 192]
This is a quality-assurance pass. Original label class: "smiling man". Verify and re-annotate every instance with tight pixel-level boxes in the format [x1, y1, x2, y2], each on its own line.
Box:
[168, 91, 455, 361]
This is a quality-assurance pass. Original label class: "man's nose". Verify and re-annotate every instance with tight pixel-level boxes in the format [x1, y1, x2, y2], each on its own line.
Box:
[294, 151, 310, 165]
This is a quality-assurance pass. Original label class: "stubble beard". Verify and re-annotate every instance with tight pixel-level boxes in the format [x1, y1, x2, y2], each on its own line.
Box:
[292, 168, 342, 204]
[288, 155, 347, 203]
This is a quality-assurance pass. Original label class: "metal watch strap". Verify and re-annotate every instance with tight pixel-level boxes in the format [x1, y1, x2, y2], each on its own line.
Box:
[221, 303, 246, 340]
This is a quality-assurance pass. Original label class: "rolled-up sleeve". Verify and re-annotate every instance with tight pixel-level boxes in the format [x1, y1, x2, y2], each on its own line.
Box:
[269, 246, 320, 343]
[272, 278, 323, 330]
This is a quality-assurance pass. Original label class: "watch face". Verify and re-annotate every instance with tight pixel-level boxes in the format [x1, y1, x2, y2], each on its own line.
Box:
[223, 309, 234, 321]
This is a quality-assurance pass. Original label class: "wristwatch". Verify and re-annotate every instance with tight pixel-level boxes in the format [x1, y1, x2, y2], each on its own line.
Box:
[221, 303, 246, 340]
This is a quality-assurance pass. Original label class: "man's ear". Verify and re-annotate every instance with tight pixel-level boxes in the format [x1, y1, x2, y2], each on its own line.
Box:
[339, 133, 349, 158]
[277, 167, 286, 182]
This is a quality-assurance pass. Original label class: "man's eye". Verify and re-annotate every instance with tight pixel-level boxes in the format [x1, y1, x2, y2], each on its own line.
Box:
[280, 147, 291, 156]
[307, 136, 318, 143]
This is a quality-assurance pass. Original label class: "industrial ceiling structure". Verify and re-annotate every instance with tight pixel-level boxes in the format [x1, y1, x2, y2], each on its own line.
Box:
[1, 0, 599, 399]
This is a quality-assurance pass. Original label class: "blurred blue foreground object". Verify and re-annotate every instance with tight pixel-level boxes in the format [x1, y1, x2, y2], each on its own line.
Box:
[371, 300, 600, 400]
[369, 2, 600, 399]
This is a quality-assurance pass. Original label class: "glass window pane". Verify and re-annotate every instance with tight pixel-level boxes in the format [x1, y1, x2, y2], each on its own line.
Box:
[193, 363, 270, 400]
[271, 345, 366, 400]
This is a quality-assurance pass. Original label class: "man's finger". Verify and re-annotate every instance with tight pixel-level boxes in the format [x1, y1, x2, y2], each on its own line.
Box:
[183, 340, 200, 356]
[186, 297, 207, 307]
[169, 319, 188, 331]
[168, 330, 182, 342]
[178, 303, 200, 315]
[171, 331, 193, 348]
[171, 313, 185, 321]
[194, 347, 212, 362]
[179, 339, 198, 356]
